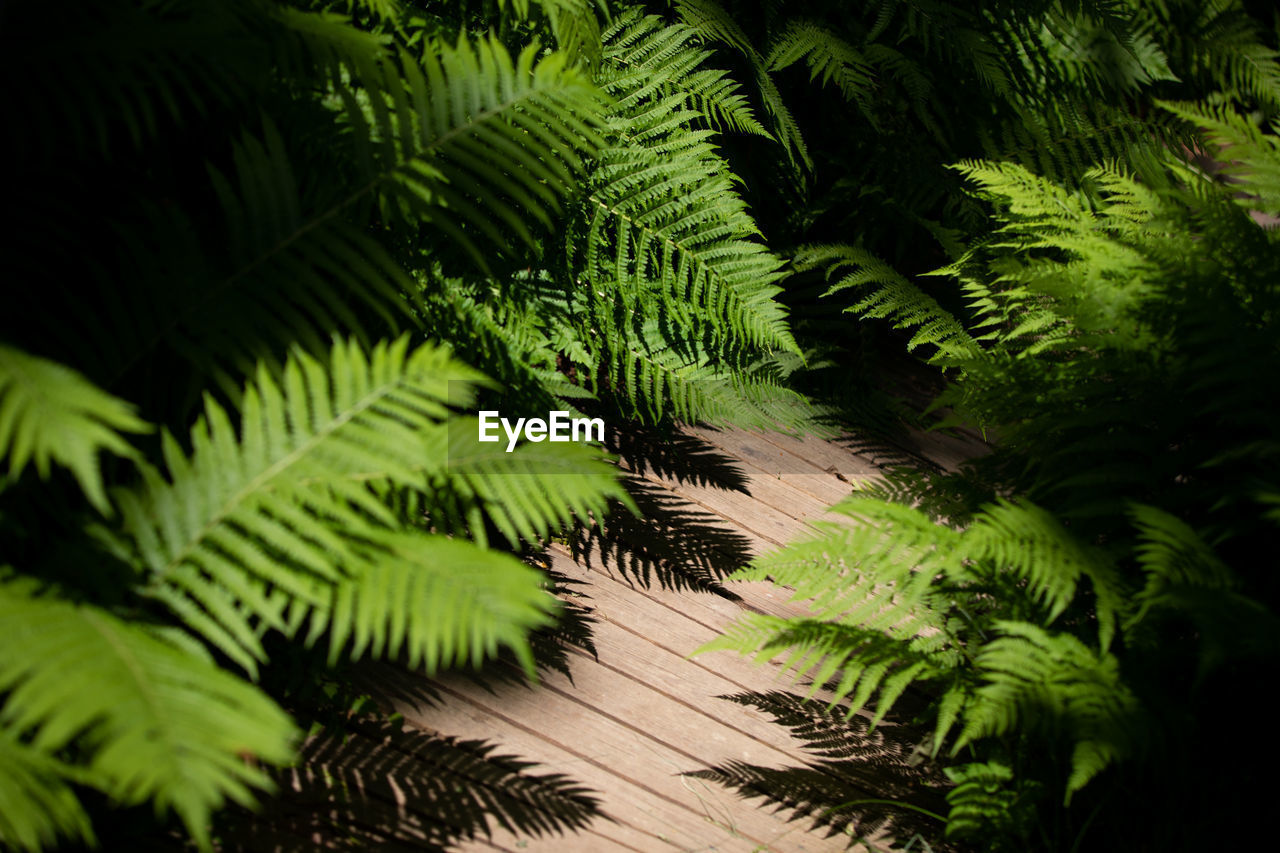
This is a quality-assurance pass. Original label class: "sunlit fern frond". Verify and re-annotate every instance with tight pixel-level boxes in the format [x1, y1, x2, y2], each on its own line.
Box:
[308, 533, 561, 676]
[107, 338, 477, 671]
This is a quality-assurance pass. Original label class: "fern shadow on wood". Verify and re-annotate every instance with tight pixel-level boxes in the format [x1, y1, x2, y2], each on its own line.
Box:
[686, 691, 950, 850]
[220, 717, 605, 852]
[568, 426, 757, 593]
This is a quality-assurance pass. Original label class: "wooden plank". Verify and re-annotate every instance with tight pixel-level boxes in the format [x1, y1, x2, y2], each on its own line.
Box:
[422, 661, 847, 852]
[400, 690, 725, 852]
[564, 613, 820, 768]
[635, 467, 815, 551]
[683, 425, 853, 508]
[747, 429, 886, 487]
[549, 548, 821, 700]
[452, 825, 640, 852]
[551, 544, 818, 635]
[893, 425, 990, 473]
[372, 426, 950, 852]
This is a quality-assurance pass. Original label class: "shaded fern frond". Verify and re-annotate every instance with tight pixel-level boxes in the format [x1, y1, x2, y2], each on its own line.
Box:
[767, 20, 876, 122]
[0, 733, 93, 853]
[0, 346, 148, 513]
[674, 0, 812, 170]
[1158, 98, 1280, 216]
[351, 34, 609, 269]
[942, 761, 1026, 841]
[957, 621, 1142, 799]
[797, 244, 980, 362]
[965, 500, 1125, 647]
[0, 576, 297, 850]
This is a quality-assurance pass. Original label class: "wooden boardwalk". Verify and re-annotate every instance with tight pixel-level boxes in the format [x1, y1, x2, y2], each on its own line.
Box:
[238, 420, 985, 852]
[391, 423, 980, 853]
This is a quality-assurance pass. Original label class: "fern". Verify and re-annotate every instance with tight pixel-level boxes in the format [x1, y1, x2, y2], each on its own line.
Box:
[675, 0, 812, 171]
[107, 337, 601, 676]
[0, 576, 297, 850]
[562, 9, 806, 427]
[955, 621, 1141, 799]
[767, 20, 877, 124]
[942, 761, 1030, 842]
[311, 534, 560, 675]
[794, 244, 981, 362]
[705, 487, 1272, 839]
[0, 2, 668, 846]
[0, 345, 148, 513]
[0, 734, 93, 853]
[357, 35, 609, 268]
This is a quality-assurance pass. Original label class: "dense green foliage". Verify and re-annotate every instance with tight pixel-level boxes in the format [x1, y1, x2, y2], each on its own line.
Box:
[5, 0, 1280, 849]
[698, 1, 1280, 849]
[0, 0, 806, 848]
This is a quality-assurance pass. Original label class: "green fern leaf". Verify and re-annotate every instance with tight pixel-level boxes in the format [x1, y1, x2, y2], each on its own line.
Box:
[0, 732, 94, 853]
[0, 345, 148, 513]
[441, 425, 629, 548]
[361, 35, 609, 269]
[0, 576, 296, 850]
[965, 499, 1125, 647]
[957, 621, 1141, 800]
[112, 337, 485, 672]
[797, 244, 980, 362]
[674, 0, 811, 170]
[313, 533, 559, 676]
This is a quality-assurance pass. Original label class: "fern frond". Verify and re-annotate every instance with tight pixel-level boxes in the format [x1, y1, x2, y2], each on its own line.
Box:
[942, 761, 1025, 841]
[965, 500, 1125, 647]
[438, 424, 628, 548]
[1034, 10, 1178, 97]
[674, 0, 811, 170]
[767, 20, 876, 122]
[362, 35, 609, 269]
[112, 337, 485, 672]
[0, 576, 296, 850]
[0, 345, 148, 513]
[0, 733, 93, 853]
[735, 497, 961, 624]
[957, 621, 1141, 800]
[949, 160, 1161, 347]
[797, 244, 980, 362]
[704, 612, 956, 727]
[1158, 98, 1280, 216]
[313, 534, 559, 676]
[590, 15, 798, 355]
[563, 11, 804, 427]
[1130, 503, 1233, 601]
